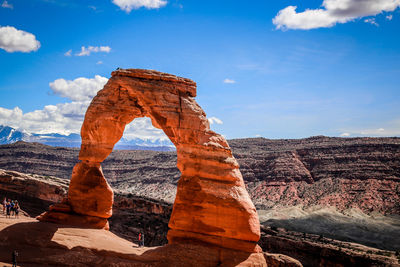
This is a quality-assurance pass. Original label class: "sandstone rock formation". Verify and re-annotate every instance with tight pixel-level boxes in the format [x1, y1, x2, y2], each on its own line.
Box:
[39, 69, 261, 252]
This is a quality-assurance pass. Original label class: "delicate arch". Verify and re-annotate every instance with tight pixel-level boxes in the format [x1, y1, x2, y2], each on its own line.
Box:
[39, 69, 260, 252]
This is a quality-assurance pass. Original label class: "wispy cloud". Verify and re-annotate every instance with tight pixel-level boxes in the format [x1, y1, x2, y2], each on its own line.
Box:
[64, 49, 72, 56]
[364, 18, 379, 26]
[360, 127, 386, 135]
[112, 0, 167, 13]
[223, 78, 236, 84]
[339, 122, 400, 137]
[96, 60, 103, 65]
[273, 0, 400, 30]
[0, 26, 40, 52]
[76, 46, 111, 56]
[208, 117, 223, 125]
[1, 0, 13, 9]
[386, 14, 393, 20]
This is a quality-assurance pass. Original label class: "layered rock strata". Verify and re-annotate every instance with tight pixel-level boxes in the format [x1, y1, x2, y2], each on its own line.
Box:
[3, 136, 399, 215]
[38, 69, 261, 252]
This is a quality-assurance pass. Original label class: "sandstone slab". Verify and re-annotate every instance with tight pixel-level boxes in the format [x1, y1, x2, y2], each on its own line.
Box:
[0, 216, 269, 266]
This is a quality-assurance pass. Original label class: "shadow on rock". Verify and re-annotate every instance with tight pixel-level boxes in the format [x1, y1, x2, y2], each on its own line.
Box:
[0, 220, 266, 266]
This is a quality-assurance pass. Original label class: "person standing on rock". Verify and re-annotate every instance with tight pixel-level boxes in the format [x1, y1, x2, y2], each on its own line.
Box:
[138, 232, 144, 247]
[2, 197, 6, 214]
[6, 200, 11, 218]
[12, 250, 18, 267]
[10, 200, 15, 217]
[14, 201, 19, 218]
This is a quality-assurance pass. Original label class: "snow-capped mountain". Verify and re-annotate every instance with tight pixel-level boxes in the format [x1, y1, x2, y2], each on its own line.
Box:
[0, 125, 175, 151]
[0, 125, 25, 144]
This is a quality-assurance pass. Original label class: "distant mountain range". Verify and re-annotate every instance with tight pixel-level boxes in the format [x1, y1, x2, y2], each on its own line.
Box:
[0, 125, 174, 151]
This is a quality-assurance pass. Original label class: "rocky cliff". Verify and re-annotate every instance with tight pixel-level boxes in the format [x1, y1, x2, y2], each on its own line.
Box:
[231, 136, 400, 214]
[1, 136, 399, 214]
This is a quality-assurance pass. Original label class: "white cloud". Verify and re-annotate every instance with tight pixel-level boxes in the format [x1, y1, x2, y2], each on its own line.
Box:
[0, 102, 173, 139]
[1, 0, 13, 9]
[0, 26, 40, 52]
[208, 117, 223, 125]
[0, 102, 89, 135]
[122, 117, 170, 142]
[2, 75, 109, 134]
[360, 128, 386, 135]
[76, 46, 111, 56]
[64, 49, 72, 56]
[96, 60, 103, 65]
[339, 123, 400, 137]
[0, 74, 172, 142]
[223, 78, 236, 84]
[49, 75, 108, 102]
[364, 18, 379, 26]
[273, 0, 400, 30]
[112, 0, 167, 12]
[386, 14, 393, 20]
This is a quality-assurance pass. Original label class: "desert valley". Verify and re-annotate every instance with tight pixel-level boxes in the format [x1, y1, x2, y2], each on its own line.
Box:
[0, 133, 399, 266]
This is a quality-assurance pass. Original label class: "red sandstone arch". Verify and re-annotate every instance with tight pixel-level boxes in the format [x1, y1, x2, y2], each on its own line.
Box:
[38, 69, 260, 252]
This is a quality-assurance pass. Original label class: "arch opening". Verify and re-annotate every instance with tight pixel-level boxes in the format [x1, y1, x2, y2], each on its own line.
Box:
[105, 117, 179, 203]
[114, 117, 175, 151]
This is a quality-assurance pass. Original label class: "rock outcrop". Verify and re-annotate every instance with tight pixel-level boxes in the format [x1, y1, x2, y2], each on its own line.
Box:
[0, 169, 68, 217]
[39, 69, 261, 253]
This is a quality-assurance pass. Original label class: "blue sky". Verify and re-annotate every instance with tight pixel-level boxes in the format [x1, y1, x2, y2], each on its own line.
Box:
[0, 0, 399, 140]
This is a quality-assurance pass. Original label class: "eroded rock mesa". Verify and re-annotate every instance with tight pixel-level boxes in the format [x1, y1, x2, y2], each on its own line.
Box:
[38, 69, 261, 252]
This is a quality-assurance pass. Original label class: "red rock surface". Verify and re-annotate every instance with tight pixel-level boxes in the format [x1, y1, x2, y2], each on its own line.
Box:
[0, 215, 272, 266]
[39, 69, 261, 252]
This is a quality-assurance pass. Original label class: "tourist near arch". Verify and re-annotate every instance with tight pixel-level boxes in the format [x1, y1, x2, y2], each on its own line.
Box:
[39, 69, 261, 252]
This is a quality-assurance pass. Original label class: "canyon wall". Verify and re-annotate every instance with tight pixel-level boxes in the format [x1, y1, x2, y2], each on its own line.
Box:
[1, 136, 399, 214]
